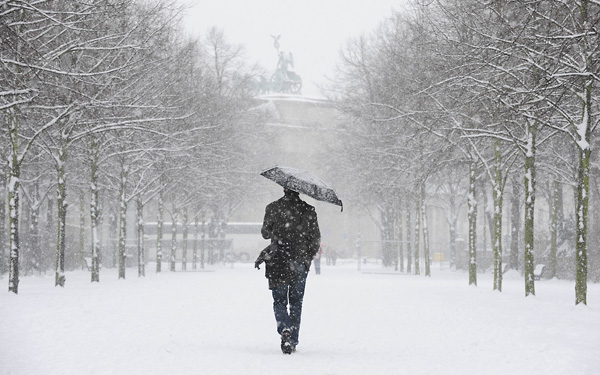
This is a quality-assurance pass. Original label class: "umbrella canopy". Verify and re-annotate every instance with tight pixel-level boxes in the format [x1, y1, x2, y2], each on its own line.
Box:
[261, 166, 343, 211]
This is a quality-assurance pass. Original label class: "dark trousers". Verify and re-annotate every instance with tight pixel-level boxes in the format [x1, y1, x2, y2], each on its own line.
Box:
[271, 263, 307, 346]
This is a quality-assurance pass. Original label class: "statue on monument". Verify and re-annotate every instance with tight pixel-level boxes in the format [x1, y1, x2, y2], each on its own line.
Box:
[266, 35, 302, 95]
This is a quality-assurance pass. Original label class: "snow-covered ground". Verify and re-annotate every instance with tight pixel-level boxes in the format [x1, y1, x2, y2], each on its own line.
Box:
[1, 260, 599, 375]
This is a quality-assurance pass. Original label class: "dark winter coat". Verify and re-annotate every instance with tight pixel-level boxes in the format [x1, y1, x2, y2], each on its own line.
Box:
[260, 190, 320, 286]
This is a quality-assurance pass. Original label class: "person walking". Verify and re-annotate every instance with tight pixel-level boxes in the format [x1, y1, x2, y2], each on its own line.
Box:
[256, 188, 321, 354]
[313, 243, 323, 275]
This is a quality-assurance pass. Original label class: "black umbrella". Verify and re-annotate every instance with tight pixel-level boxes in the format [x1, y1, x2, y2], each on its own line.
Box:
[261, 166, 343, 211]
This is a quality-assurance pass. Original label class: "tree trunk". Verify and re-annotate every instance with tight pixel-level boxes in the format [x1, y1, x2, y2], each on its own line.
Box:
[170, 211, 178, 272]
[392, 207, 399, 271]
[414, 195, 421, 275]
[575, 138, 590, 305]
[468, 161, 477, 286]
[421, 185, 431, 277]
[509, 179, 520, 271]
[549, 179, 559, 279]
[79, 191, 85, 271]
[137, 195, 145, 277]
[97, 199, 104, 270]
[575, 89, 591, 305]
[0, 165, 6, 276]
[200, 218, 206, 269]
[422, 207, 431, 277]
[45, 198, 54, 273]
[447, 193, 458, 270]
[523, 121, 537, 296]
[90, 142, 100, 282]
[117, 161, 129, 279]
[21, 203, 30, 276]
[193, 216, 199, 270]
[8, 108, 21, 294]
[182, 209, 188, 271]
[574, 0, 593, 302]
[30, 181, 41, 274]
[55, 145, 67, 287]
[381, 206, 395, 267]
[492, 140, 504, 292]
[406, 200, 412, 274]
[156, 190, 164, 272]
[397, 201, 404, 272]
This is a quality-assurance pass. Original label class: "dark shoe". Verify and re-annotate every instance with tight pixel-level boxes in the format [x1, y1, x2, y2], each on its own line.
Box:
[281, 328, 293, 354]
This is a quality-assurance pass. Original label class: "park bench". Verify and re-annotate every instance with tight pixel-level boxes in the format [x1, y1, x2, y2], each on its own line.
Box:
[82, 257, 92, 271]
[533, 264, 546, 280]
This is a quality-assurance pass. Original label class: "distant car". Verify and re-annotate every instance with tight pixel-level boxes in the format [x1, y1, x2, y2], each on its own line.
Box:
[223, 222, 270, 262]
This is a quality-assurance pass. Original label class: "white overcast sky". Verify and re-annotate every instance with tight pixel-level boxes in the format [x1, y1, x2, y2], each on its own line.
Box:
[177, 0, 405, 97]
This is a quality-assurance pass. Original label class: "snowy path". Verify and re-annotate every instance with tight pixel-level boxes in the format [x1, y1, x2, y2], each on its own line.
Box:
[1, 261, 599, 375]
